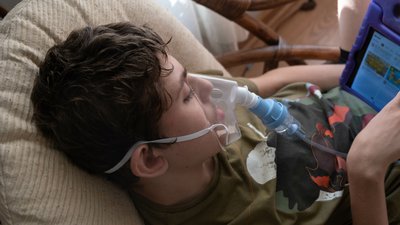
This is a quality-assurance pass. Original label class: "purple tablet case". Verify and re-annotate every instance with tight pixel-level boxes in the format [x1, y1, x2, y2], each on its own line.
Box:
[340, 0, 400, 111]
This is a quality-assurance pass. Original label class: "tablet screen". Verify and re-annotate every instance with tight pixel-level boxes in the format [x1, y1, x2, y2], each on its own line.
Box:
[348, 29, 400, 110]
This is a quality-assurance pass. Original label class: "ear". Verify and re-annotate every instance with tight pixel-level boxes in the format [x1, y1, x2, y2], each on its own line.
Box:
[130, 144, 168, 178]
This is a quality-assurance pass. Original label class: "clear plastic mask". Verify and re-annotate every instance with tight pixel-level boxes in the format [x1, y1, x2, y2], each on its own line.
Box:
[189, 73, 242, 145]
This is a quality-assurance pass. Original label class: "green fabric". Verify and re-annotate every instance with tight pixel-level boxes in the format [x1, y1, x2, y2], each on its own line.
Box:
[131, 80, 400, 225]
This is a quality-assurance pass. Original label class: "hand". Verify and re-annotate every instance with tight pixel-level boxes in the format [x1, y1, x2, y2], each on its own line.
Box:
[346, 92, 400, 225]
[348, 92, 400, 174]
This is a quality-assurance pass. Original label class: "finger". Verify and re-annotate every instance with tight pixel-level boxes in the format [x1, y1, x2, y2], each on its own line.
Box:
[393, 91, 400, 104]
[382, 91, 400, 110]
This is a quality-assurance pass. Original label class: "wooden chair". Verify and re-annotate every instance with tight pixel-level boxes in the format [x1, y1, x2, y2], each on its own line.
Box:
[193, 0, 341, 72]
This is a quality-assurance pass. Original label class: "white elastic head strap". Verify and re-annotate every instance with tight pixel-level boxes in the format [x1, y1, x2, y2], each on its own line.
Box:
[104, 123, 228, 174]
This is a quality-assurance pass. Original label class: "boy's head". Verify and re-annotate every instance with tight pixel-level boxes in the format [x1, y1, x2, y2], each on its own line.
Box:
[31, 22, 222, 188]
[31, 23, 174, 185]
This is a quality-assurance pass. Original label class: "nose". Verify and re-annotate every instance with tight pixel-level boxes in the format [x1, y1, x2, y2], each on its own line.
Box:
[188, 76, 213, 103]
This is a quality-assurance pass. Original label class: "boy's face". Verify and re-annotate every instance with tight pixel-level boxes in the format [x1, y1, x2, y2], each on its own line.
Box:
[156, 55, 222, 169]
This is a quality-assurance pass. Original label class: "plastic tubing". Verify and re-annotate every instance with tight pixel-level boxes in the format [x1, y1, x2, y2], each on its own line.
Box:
[293, 130, 348, 158]
[235, 86, 348, 158]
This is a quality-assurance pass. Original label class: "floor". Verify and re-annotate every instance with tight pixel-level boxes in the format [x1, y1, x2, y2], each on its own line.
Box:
[228, 0, 340, 77]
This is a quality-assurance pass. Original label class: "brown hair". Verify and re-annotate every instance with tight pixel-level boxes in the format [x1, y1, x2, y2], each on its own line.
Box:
[31, 22, 172, 187]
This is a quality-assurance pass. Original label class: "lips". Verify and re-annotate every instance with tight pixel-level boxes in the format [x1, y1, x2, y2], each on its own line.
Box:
[216, 107, 225, 122]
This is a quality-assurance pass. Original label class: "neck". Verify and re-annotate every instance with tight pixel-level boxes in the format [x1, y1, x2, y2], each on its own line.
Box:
[132, 157, 215, 206]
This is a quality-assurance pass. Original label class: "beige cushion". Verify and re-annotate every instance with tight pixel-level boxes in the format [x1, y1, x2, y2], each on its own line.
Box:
[0, 0, 229, 224]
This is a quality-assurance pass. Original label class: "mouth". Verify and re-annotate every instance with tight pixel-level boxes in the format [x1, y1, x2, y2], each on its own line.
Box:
[216, 106, 225, 123]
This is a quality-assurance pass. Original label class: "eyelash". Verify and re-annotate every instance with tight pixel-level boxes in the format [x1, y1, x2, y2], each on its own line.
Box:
[184, 87, 195, 103]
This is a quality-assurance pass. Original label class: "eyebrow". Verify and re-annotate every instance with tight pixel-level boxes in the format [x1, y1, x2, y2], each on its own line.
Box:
[176, 67, 188, 100]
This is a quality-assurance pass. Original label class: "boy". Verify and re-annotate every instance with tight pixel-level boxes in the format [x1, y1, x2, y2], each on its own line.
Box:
[31, 22, 400, 225]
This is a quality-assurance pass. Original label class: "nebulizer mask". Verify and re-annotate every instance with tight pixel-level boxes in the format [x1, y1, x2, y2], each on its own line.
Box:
[188, 73, 243, 145]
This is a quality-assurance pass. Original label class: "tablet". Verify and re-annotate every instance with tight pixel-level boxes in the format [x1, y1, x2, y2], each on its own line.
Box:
[340, 0, 400, 111]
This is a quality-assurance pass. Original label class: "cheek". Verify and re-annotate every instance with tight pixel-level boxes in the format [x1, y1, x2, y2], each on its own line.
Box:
[202, 103, 218, 124]
[159, 103, 210, 137]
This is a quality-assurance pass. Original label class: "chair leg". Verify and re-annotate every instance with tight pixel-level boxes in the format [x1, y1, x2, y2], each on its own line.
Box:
[300, 0, 316, 11]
